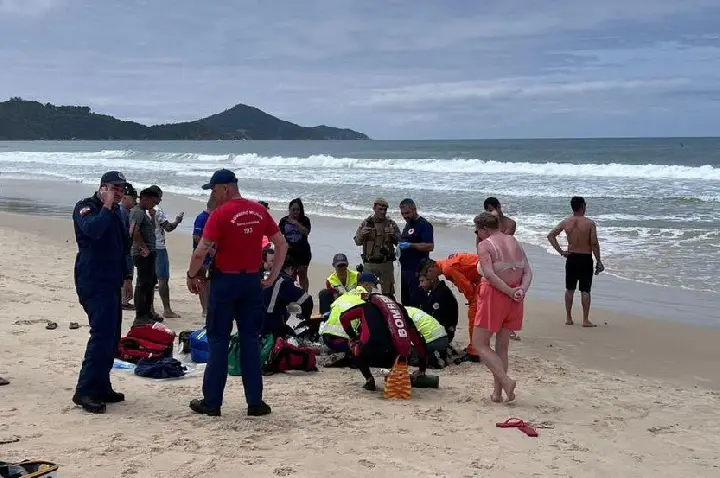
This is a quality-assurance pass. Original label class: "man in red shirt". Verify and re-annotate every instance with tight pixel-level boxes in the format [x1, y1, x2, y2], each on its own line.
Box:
[185, 169, 288, 418]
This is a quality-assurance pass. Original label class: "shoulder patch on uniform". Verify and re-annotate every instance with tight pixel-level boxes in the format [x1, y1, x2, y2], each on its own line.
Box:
[79, 207, 92, 216]
[433, 302, 440, 310]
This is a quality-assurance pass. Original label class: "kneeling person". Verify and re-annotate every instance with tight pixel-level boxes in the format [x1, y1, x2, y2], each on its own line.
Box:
[340, 293, 427, 391]
[318, 253, 359, 314]
[404, 306, 449, 368]
[262, 257, 313, 338]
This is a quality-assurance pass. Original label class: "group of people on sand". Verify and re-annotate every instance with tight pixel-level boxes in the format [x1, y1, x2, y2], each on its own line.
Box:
[69, 167, 603, 414]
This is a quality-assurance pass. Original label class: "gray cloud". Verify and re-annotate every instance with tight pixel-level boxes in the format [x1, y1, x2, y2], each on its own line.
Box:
[0, 0, 719, 138]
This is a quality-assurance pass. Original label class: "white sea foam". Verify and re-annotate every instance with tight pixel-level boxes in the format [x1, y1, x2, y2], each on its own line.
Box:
[1, 150, 719, 180]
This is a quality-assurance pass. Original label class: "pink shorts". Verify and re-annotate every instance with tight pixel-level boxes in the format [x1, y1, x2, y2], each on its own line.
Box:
[474, 281, 523, 333]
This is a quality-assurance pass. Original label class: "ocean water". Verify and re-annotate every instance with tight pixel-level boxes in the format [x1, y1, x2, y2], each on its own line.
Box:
[0, 139, 718, 294]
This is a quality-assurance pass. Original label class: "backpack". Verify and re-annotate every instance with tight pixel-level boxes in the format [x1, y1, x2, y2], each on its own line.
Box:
[228, 334, 275, 376]
[116, 323, 176, 363]
[189, 329, 209, 363]
[266, 337, 318, 373]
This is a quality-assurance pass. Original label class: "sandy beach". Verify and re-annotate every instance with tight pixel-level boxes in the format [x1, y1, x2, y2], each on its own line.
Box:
[1, 194, 719, 477]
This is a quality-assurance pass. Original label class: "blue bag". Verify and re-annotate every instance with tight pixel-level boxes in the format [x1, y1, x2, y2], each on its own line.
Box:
[190, 328, 209, 363]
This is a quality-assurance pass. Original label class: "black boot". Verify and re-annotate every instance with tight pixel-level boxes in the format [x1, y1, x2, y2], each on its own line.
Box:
[247, 401, 272, 417]
[94, 389, 125, 403]
[189, 399, 221, 416]
[72, 395, 107, 414]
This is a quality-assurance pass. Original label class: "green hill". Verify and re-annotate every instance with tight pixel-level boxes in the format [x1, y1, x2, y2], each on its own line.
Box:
[0, 97, 370, 140]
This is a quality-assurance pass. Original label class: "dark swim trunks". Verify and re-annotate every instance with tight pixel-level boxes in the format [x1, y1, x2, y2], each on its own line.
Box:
[565, 253, 594, 293]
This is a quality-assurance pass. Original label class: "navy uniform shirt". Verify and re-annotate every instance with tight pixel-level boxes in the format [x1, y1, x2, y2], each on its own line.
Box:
[261, 272, 314, 336]
[399, 216, 434, 271]
[421, 280, 459, 329]
[73, 193, 132, 296]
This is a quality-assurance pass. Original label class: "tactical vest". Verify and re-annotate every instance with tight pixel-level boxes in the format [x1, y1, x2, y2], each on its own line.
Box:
[362, 216, 397, 263]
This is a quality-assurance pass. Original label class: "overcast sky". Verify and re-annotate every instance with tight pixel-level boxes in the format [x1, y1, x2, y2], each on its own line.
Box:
[1, 0, 719, 139]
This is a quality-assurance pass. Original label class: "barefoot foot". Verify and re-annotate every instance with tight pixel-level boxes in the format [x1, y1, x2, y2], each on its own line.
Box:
[491, 391, 503, 403]
[503, 379, 517, 402]
[565, 318, 574, 325]
[582, 321, 597, 328]
[163, 311, 181, 319]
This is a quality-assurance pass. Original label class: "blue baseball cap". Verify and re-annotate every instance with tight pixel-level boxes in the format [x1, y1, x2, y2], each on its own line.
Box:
[358, 272, 378, 284]
[100, 171, 126, 185]
[202, 169, 238, 190]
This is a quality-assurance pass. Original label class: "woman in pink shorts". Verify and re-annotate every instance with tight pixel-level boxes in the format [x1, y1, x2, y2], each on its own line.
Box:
[473, 212, 532, 402]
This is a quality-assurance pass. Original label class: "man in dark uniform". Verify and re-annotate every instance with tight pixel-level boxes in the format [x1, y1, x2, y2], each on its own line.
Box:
[398, 198, 434, 307]
[72, 171, 132, 414]
[186, 169, 288, 417]
[262, 256, 313, 338]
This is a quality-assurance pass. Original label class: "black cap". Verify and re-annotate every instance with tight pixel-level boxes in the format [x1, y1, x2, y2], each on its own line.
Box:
[101, 171, 126, 185]
[332, 253, 349, 267]
[124, 183, 137, 197]
[202, 169, 238, 190]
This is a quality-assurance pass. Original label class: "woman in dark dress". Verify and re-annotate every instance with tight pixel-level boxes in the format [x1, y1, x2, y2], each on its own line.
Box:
[278, 198, 312, 291]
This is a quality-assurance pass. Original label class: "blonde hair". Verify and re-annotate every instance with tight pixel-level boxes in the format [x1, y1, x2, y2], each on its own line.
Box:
[474, 212, 500, 230]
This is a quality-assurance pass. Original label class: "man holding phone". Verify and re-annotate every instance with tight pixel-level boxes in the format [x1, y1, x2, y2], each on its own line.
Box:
[72, 171, 132, 414]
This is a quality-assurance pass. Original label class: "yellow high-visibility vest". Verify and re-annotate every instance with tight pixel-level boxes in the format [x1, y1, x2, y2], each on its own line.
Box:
[405, 306, 447, 342]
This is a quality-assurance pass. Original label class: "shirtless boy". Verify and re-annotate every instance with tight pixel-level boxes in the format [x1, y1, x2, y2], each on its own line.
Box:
[547, 196, 604, 327]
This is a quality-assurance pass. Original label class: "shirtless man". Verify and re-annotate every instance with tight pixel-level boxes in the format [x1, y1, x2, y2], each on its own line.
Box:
[547, 196, 604, 327]
[484, 197, 516, 235]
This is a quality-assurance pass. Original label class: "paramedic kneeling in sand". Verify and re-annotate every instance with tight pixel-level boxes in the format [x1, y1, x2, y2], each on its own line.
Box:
[340, 293, 428, 391]
[318, 253, 359, 314]
[320, 273, 378, 367]
[404, 306, 449, 368]
[473, 213, 532, 403]
[186, 169, 287, 417]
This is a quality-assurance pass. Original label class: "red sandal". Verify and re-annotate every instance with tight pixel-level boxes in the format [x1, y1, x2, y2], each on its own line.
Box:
[496, 417, 538, 437]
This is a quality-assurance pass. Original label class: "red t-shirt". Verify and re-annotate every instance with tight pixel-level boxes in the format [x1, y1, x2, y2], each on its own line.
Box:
[202, 198, 279, 272]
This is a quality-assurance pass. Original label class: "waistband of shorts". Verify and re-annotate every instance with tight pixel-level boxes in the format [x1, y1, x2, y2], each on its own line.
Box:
[214, 268, 260, 275]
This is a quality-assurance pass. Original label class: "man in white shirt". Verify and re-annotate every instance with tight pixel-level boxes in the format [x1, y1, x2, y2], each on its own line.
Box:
[148, 185, 184, 319]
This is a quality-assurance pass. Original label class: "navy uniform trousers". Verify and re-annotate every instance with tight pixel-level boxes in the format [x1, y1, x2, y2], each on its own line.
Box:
[73, 194, 129, 398]
[76, 289, 123, 396]
[202, 270, 264, 409]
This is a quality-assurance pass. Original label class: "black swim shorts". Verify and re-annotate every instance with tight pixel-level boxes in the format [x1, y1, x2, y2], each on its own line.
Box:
[565, 253, 594, 293]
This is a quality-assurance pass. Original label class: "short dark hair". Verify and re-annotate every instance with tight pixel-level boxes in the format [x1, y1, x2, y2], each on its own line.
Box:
[282, 256, 298, 271]
[258, 201, 269, 210]
[474, 212, 501, 230]
[418, 259, 436, 278]
[139, 187, 160, 199]
[148, 185, 163, 196]
[399, 198, 415, 208]
[483, 197, 500, 210]
[570, 196, 586, 212]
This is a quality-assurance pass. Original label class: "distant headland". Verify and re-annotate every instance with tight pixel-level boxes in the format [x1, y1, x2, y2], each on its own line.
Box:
[0, 97, 370, 140]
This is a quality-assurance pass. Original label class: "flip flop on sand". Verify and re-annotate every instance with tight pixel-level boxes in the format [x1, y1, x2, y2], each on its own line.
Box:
[121, 303, 135, 311]
[0, 377, 9, 386]
[69, 322, 80, 330]
[496, 417, 539, 437]
[45, 321, 58, 330]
